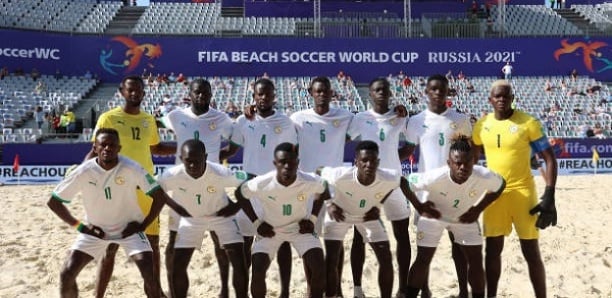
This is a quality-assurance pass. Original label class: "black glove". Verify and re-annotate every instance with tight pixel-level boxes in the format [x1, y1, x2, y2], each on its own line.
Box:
[298, 219, 315, 234]
[529, 186, 557, 229]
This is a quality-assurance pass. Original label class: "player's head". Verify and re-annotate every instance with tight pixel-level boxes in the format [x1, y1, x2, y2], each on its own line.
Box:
[93, 128, 121, 168]
[308, 76, 333, 108]
[119, 75, 146, 107]
[273, 142, 299, 185]
[253, 78, 276, 115]
[368, 77, 391, 107]
[354, 140, 380, 181]
[180, 139, 207, 179]
[426, 74, 450, 113]
[447, 134, 475, 184]
[488, 80, 514, 115]
[189, 78, 212, 114]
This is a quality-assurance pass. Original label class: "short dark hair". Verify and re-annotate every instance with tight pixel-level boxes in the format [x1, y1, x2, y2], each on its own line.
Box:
[182, 139, 206, 154]
[449, 134, 473, 155]
[190, 78, 211, 91]
[254, 78, 275, 91]
[309, 76, 331, 92]
[274, 142, 298, 156]
[95, 128, 120, 141]
[368, 77, 390, 89]
[427, 74, 449, 86]
[120, 75, 145, 90]
[355, 140, 379, 155]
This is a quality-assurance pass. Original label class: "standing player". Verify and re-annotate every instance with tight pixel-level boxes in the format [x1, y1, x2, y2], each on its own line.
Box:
[347, 77, 412, 297]
[473, 80, 558, 298]
[157, 140, 248, 298]
[222, 78, 297, 298]
[47, 128, 169, 298]
[234, 143, 330, 298]
[405, 135, 506, 298]
[160, 78, 235, 298]
[88, 75, 176, 298]
[405, 74, 473, 298]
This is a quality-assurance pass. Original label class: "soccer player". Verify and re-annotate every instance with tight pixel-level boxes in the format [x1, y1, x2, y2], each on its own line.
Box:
[405, 74, 473, 298]
[157, 140, 248, 298]
[88, 75, 176, 298]
[160, 78, 234, 298]
[346, 77, 412, 297]
[473, 80, 558, 298]
[234, 143, 330, 298]
[405, 135, 506, 298]
[222, 78, 297, 298]
[47, 128, 170, 298]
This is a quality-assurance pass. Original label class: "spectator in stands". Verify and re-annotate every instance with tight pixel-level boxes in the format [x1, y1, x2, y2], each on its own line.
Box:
[466, 80, 476, 93]
[445, 70, 455, 82]
[501, 62, 513, 80]
[593, 122, 606, 139]
[586, 84, 602, 95]
[64, 108, 77, 135]
[58, 112, 69, 136]
[0, 66, 8, 80]
[457, 70, 466, 81]
[418, 77, 427, 87]
[55, 69, 62, 80]
[34, 81, 46, 96]
[549, 0, 555, 9]
[402, 76, 413, 88]
[471, 0, 479, 15]
[31, 68, 41, 81]
[544, 79, 553, 92]
[225, 101, 240, 119]
[84, 70, 93, 80]
[14, 67, 25, 76]
[168, 72, 176, 83]
[570, 69, 578, 82]
[176, 73, 186, 84]
[35, 106, 45, 129]
[557, 0, 563, 9]
[577, 123, 591, 137]
[560, 79, 567, 91]
[156, 95, 176, 118]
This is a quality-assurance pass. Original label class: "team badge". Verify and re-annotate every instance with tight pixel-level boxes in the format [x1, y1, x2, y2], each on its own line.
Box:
[417, 231, 425, 240]
[333, 120, 340, 127]
[375, 192, 384, 200]
[207, 186, 216, 193]
[450, 122, 457, 129]
[115, 176, 125, 185]
[390, 119, 397, 126]
[297, 192, 306, 201]
[142, 120, 149, 128]
[509, 125, 518, 134]
[274, 126, 282, 134]
[209, 122, 216, 131]
[469, 190, 477, 197]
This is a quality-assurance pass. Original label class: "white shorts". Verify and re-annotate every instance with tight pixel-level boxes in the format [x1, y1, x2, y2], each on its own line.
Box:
[168, 209, 180, 232]
[175, 216, 243, 249]
[323, 215, 388, 243]
[415, 217, 483, 248]
[236, 198, 265, 237]
[252, 228, 322, 258]
[71, 232, 151, 260]
[382, 187, 411, 221]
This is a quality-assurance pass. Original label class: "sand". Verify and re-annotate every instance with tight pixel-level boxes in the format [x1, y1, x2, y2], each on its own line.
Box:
[1, 175, 611, 297]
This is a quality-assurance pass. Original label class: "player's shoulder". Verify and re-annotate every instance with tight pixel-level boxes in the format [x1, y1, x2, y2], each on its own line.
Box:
[158, 164, 184, 180]
[376, 167, 401, 181]
[471, 164, 501, 179]
[322, 166, 353, 181]
[297, 170, 323, 183]
[419, 166, 449, 183]
[205, 161, 232, 176]
[118, 156, 148, 174]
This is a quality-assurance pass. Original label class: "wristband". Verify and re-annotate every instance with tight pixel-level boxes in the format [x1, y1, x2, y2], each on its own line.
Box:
[308, 214, 318, 224]
[253, 219, 262, 229]
[76, 222, 85, 232]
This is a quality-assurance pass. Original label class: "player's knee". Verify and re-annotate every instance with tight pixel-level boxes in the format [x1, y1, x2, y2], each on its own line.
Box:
[60, 265, 78, 283]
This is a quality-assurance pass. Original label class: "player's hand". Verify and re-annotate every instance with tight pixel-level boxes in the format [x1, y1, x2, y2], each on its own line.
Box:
[363, 206, 380, 221]
[80, 224, 105, 239]
[257, 221, 275, 238]
[243, 104, 256, 120]
[328, 203, 345, 222]
[298, 219, 315, 234]
[529, 186, 557, 229]
[458, 206, 481, 223]
[216, 202, 240, 217]
[417, 201, 441, 219]
[393, 104, 408, 118]
[121, 221, 144, 238]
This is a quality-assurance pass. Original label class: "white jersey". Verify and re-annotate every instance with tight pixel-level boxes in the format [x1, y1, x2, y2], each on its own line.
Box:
[157, 161, 248, 218]
[240, 170, 326, 228]
[290, 108, 353, 172]
[161, 107, 233, 164]
[347, 109, 408, 173]
[407, 165, 504, 223]
[52, 156, 159, 235]
[321, 166, 400, 223]
[406, 109, 472, 172]
[230, 111, 297, 175]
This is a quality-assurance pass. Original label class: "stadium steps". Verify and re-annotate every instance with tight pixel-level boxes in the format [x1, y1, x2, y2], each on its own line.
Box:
[295, 21, 315, 37]
[77, 83, 120, 129]
[556, 8, 605, 36]
[221, 6, 244, 18]
[105, 6, 146, 35]
[356, 84, 370, 110]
